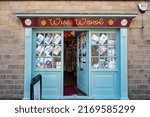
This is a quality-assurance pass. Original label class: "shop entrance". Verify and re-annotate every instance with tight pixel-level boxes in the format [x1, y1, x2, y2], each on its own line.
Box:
[18, 13, 136, 99]
[63, 31, 89, 97]
[33, 29, 120, 99]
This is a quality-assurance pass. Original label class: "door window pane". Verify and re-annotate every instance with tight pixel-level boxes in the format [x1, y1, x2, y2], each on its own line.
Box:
[77, 32, 87, 70]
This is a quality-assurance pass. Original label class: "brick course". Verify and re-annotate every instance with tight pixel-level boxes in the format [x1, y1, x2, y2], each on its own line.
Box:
[0, 1, 150, 99]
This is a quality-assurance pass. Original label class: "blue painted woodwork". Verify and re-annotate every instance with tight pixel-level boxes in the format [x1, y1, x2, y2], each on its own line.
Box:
[90, 30, 120, 99]
[34, 71, 61, 99]
[18, 13, 137, 100]
[24, 28, 32, 100]
[120, 28, 128, 99]
[91, 71, 119, 99]
[77, 32, 89, 95]
[32, 30, 63, 99]
[23, 28, 129, 100]
[16, 13, 137, 18]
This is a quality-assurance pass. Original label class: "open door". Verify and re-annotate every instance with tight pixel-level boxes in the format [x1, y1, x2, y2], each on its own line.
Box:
[77, 31, 89, 95]
[64, 31, 88, 96]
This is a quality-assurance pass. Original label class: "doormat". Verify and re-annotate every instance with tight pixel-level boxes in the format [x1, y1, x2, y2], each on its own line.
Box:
[64, 85, 78, 96]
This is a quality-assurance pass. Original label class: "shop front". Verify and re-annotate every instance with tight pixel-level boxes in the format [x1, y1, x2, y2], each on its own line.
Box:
[16, 13, 137, 100]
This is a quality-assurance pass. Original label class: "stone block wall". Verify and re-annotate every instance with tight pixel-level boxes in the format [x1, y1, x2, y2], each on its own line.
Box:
[0, 1, 150, 99]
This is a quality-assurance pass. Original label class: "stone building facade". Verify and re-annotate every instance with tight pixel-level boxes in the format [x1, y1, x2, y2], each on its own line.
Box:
[0, 1, 150, 99]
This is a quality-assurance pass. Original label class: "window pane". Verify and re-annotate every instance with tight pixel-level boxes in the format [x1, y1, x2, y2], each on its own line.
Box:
[108, 46, 116, 57]
[36, 33, 44, 44]
[53, 58, 61, 68]
[45, 33, 53, 44]
[107, 33, 116, 40]
[91, 57, 99, 69]
[99, 46, 107, 56]
[99, 33, 107, 45]
[53, 33, 61, 44]
[36, 45, 44, 57]
[44, 58, 53, 68]
[36, 57, 44, 68]
[44, 45, 53, 56]
[92, 45, 99, 56]
[91, 33, 99, 45]
[108, 33, 116, 46]
[35, 32, 62, 69]
[53, 45, 61, 56]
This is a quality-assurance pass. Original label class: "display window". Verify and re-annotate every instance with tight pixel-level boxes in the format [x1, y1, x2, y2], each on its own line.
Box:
[91, 32, 116, 69]
[35, 32, 62, 69]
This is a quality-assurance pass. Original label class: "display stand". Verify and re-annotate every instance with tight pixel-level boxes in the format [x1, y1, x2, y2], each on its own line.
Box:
[30, 74, 42, 100]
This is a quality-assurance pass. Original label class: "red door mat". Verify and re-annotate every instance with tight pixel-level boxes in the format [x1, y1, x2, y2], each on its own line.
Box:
[64, 86, 78, 96]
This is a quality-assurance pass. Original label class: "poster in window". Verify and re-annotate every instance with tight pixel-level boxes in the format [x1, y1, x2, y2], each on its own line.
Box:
[91, 34, 99, 44]
[53, 46, 61, 55]
[45, 33, 53, 44]
[36, 45, 44, 56]
[53, 34, 61, 44]
[99, 34, 107, 45]
[45, 45, 53, 56]
[36, 33, 44, 44]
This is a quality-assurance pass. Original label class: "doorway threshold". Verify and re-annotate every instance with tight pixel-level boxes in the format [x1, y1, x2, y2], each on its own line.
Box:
[61, 96, 91, 100]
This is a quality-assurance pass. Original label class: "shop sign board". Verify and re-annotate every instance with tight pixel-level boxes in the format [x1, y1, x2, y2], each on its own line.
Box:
[20, 17, 133, 27]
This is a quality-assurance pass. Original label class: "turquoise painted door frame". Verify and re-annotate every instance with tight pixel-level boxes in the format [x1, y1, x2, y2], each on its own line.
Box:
[19, 13, 137, 100]
[120, 28, 128, 99]
[24, 28, 32, 99]
[23, 28, 128, 100]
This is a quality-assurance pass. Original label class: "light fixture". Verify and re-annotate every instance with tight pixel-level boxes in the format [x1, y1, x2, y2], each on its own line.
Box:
[138, 2, 148, 29]
[138, 2, 148, 13]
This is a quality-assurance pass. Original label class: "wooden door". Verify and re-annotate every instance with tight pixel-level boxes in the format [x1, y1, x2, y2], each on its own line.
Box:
[77, 31, 89, 95]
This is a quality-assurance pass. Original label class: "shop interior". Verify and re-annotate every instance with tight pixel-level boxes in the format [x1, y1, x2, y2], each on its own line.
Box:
[63, 31, 86, 96]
